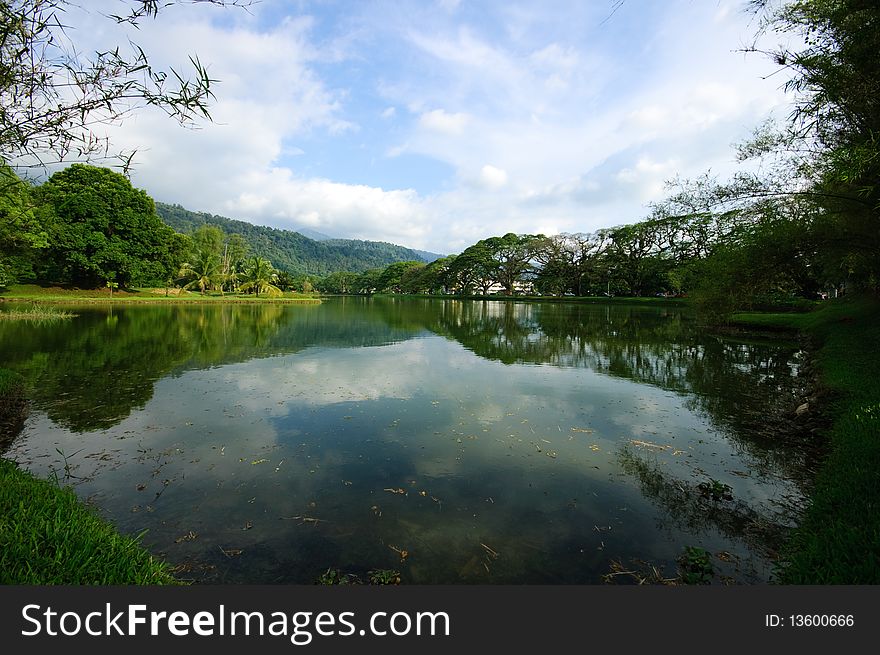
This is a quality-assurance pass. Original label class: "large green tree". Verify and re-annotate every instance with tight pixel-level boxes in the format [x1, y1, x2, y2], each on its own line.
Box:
[533, 233, 609, 296]
[36, 164, 182, 288]
[483, 233, 544, 295]
[376, 260, 424, 293]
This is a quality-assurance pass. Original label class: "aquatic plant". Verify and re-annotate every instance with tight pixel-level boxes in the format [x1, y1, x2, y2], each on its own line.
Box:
[0, 304, 77, 321]
[697, 479, 733, 502]
[678, 546, 714, 585]
[367, 569, 401, 585]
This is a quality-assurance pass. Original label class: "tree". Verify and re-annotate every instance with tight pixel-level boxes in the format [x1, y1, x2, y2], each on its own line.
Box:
[483, 233, 544, 295]
[238, 256, 281, 297]
[736, 0, 880, 291]
[0, 163, 46, 285]
[178, 248, 222, 295]
[221, 233, 250, 289]
[281, 272, 315, 293]
[274, 270, 295, 292]
[376, 260, 424, 293]
[178, 225, 225, 294]
[429, 255, 458, 294]
[354, 269, 382, 295]
[36, 164, 180, 287]
[449, 240, 498, 294]
[533, 233, 609, 296]
[1, 0, 250, 171]
[192, 225, 225, 263]
[401, 255, 457, 294]
[318, 271, 358, 294]
[601, 224, 661, 296]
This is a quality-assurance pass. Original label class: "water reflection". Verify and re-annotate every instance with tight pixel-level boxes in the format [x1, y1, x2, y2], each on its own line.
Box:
[0, 298, 809, 583]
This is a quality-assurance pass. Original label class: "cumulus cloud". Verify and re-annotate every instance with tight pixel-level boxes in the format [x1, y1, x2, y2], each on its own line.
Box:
[223, 168, 430, 246]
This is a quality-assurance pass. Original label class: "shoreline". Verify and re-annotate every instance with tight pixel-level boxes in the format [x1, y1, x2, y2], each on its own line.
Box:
[731, 296, 880, 582]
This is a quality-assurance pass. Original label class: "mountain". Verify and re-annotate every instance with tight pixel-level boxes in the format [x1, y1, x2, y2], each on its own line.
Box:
[292, 226, 335, 241]
[155, 203, 443, 276]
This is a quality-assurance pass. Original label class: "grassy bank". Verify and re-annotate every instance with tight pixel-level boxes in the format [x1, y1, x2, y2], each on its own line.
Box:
[0, 284, 321, 305]
[732, 296, 880, 583]
[0, 368, 178, 584]
[0, 458, 179, 584]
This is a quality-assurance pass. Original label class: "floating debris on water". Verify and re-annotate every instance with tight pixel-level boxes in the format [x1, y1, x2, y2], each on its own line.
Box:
[630, 440, 669, 452]
[389, 545, 409, 561]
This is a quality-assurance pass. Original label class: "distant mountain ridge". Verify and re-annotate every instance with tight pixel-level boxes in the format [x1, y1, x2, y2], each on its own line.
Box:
[155, 202, 442, 276]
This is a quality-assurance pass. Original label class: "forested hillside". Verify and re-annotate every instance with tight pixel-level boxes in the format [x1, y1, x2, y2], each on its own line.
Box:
[156, 202, 440, 276]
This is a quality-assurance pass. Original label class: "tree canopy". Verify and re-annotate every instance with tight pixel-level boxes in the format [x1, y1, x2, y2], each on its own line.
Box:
[35, 164, 183, 288]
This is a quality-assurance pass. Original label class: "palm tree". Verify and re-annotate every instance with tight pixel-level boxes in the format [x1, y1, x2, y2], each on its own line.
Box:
[238, 256, 281, 297]
[178, 249, 223, 295]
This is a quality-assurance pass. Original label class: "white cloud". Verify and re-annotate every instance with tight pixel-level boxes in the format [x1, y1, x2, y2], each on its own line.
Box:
[616, 157, 679, 202]
[222, 168, 430, 247]
[418, 109, 470, 135]
[478, 164, 509, 190]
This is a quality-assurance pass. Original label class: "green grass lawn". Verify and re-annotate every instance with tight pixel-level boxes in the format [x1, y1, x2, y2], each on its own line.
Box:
[0, 283, 321, 304]
[733, 296, 880, 583]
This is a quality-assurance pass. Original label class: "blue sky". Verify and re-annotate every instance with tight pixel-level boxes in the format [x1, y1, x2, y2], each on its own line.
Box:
[76, 0, 792, 254]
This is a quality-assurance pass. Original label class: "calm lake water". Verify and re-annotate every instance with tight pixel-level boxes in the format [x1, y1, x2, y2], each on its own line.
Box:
[1, 298, 809, 583]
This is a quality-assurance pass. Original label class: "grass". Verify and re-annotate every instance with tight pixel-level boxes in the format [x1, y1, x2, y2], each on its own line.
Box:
[0, 304, 77, 321]
[732, 295, 880, 583]
[1, 284, 321, 305]
[0, 458, 179, 584]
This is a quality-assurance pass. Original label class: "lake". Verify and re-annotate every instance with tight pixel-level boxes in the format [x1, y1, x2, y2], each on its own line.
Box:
[0, 297, 810, 583]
